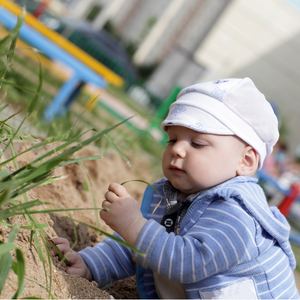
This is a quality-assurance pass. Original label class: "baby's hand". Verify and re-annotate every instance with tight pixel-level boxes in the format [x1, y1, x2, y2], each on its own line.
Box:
[101, 183, 147, 246]
[51, 237, 93, 281]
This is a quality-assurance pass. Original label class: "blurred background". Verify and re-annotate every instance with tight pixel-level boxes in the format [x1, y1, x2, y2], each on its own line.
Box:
[4, 0, 300, 152]
[2, 0, 300, 279]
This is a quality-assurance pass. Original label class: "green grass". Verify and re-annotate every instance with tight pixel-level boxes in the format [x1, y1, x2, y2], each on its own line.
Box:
[0, 39, 165, 167]
[73, 94, 164, 179]
[11, 52, 64, 89]
[0, 13, 151, 298]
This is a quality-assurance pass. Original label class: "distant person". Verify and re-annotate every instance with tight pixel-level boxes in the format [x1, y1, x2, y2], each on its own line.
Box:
[275, 141, 290, 174]
[53, 78, 299, 299]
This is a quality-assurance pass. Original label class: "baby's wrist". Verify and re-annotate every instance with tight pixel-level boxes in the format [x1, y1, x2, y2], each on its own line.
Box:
[84, 262, 94, 281]
[121, 217, 148, 246]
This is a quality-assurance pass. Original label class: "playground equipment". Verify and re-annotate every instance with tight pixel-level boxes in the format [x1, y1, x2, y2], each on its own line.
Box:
[278, 183, 300, 217]
[0, 0, 123, 121]
[257, 169, 300, 246]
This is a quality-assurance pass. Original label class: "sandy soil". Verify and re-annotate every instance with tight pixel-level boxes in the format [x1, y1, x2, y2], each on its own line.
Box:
[0, 140, 157, 299]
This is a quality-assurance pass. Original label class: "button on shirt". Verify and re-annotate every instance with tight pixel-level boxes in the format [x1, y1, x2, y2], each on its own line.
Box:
[161, 180, 210, 235]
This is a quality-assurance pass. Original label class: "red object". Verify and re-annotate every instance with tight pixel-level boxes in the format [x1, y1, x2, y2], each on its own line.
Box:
[278, 183, 300, 216]
[32, 0, 52, 18]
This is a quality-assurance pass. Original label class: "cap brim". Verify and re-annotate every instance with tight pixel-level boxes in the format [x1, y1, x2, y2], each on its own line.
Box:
[161, 105, 234, 135]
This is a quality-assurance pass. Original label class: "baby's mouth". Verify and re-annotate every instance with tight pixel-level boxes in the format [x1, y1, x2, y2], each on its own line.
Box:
[170, 165, 185, 174]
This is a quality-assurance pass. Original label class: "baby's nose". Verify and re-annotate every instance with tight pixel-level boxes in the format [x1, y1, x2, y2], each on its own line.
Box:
[171, 141, 187, 158]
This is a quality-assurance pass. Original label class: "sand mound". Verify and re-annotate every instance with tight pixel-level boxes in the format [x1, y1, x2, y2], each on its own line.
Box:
[0, 141, 156, 299]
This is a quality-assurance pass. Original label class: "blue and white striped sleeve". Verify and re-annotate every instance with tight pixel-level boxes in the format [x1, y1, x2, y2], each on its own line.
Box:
[78, 232, 136, 288]
[133, 198, 259, 284]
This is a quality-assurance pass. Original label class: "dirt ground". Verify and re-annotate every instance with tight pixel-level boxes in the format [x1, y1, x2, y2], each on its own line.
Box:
[0, 140, 159, 299]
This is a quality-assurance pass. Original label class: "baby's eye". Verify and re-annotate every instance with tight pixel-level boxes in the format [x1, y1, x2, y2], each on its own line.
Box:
[192, 142, 205, 148]
[166, 139, 176, 144]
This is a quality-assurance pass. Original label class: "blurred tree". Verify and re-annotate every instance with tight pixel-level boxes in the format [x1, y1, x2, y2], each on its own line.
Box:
[86, 5, 102, 22]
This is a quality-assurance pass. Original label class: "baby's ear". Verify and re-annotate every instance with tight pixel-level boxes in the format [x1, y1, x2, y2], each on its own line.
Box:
[237, 146, 259, 176]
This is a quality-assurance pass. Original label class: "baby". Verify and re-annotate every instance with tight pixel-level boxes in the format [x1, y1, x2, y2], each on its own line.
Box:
[53, 78, 299, 299]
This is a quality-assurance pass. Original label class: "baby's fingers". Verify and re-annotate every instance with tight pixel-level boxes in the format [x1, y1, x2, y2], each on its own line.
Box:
[51, 237, 70, 247]
[108, 183, 129, 197]
[53, 244, 78, 265]
[104, 190, 118, 203]
[50, 238, 69, 256]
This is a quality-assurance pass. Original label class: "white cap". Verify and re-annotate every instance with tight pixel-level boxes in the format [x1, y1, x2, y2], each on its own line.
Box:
[161, 78, 279, 169]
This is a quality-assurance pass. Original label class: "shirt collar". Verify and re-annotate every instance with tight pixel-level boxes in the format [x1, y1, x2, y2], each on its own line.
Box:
[163, 176, 257, 211]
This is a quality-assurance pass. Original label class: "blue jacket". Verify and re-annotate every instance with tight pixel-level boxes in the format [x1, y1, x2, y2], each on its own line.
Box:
[79, 176, 299, 299]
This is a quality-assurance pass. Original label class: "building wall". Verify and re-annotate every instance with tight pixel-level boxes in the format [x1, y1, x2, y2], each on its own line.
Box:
[194, 0, 300, 154]
[139, 0, 201, 63]
[144, 0, 231, 97]
[131, 0, 232, 65]
[178, 0, 231, 53]
[113, 0, 170, 43]
[145, 47, 205, 98]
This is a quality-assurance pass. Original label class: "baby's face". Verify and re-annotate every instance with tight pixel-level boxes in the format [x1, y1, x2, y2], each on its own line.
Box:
[162, 126, 246, 195]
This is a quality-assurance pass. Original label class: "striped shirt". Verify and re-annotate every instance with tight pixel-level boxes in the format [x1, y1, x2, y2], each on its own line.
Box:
[79, 176, 299, 299]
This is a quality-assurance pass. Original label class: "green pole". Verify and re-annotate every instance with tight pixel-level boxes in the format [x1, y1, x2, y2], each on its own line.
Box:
[149, 85, 182, 144]
[149, 85, 182, 130]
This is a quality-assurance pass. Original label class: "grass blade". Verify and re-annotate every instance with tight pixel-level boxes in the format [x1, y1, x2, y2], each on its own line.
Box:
[0, 106, 28, 125]
[104, 134, 131, 167]
[2, 49, 43, 152]
[71, 217, 144, 256]
[27, 52, 43, 116]
[0, 10, 24, 49]
[0, 221, 48, 230]
[121, 179, 160, 194]
[31, 229, 48, 292]
[32, 230, 45, 263]
[24, 277, 55, 299]
[11, 248, 25, 299]
[0, 250, 12, 294]
[0, 187, 12, 206]
[0, 242, 17, 255]
[3, 116, 133, 184]
[78, 161, 100, 227]
[0, 135, 65, 169]
[39, 232, 53, 298]
[10, 176, 65, 199]
[24, 206, 105, 215]
[58, 155, 103, 167]
[0, 199, 43, 220]
[7, 117, 134, 188]
[0, 225, 21, 297]
[0, 169, 11, 181]
[48, 240, 71, 267]
[7, 30, 18, 65]
[7, 223, 21, 243]
[121, 179, 163, 215]
[0, 79, 39, 94]
[0, 49, 9, 58]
